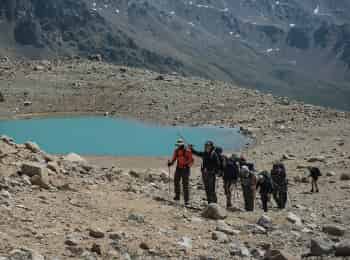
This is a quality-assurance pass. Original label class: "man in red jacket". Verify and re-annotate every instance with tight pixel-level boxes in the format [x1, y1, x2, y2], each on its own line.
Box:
[168, 139, 194, 206]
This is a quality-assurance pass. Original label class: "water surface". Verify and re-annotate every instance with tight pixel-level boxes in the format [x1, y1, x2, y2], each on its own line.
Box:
[0, 117, 248, 156]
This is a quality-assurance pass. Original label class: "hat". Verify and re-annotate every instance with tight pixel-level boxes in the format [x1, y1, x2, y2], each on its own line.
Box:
[175, 139, 185, 147]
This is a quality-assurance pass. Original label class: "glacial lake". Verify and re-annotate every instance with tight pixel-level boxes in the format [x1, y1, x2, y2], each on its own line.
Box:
[0, 117, 249, 156]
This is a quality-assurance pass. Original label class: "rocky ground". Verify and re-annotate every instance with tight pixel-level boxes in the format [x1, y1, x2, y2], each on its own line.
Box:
[0, 58, 350, 259]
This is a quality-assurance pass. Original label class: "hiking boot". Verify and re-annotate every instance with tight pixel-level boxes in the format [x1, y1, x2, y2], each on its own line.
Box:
[184, 201, 190, 207]
[310, 189, 314, 193]
[174, 196, 180, 201]
[316, 189, 319, 193]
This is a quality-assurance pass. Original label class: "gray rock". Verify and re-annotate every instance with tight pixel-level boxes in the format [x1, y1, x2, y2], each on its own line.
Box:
[310, 238, 335, 256]
[25, 142, 41, 153]
[202, 203, 227, 220]
[109, 232, 122, 240]
[21, 163, 46, 178]
[229, 242, 251, 257]
[287, 212, 303, 226]
[88, 228, 105, 238]
[9, 248, 44, 260]
[257, 215, 272, 229]
[335, 240, 350, 257]
[322, 225, 346, 237]
[340, 173, 350, 181]
[212, 231, 229, 243]
[128, 213, 145, 223]
[30, 174, 50, 189]
[216, 221, 240, 236]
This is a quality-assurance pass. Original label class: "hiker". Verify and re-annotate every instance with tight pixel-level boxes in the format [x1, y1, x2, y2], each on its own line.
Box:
[256, 171, 273, 212]
[240, 165, 257, 211]
[271, 162, 288, 209]
[308, 166, 321, 193]
[238, 155, 255, 171]
[222, 154, 240, 209]
[191, 141, 221, 204]
[167, 139, 194, 206]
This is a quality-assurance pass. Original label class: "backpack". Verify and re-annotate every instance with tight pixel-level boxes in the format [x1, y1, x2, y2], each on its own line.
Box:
[223, 157, 239, 181]
[214, 146, 224, 172]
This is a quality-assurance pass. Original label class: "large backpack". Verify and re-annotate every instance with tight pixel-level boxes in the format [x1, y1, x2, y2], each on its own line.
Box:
[223, 157, 239, 181]
[214, 146, 224, 172]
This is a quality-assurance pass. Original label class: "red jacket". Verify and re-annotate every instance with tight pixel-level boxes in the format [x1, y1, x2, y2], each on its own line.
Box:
[171, 148, 194, 169]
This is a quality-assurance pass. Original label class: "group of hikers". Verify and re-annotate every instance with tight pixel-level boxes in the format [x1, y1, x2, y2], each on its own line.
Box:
[167, 139, 321, 212]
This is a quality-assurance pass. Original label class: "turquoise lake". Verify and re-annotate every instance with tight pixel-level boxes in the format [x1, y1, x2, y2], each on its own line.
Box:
[0, 117, 249, 156]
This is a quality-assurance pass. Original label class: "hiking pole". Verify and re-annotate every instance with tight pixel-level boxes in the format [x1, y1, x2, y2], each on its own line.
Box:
[168, 166, 172, 199]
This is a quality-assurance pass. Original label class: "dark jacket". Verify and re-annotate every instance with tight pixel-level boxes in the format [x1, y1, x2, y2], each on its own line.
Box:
[192, 148, 221, 173]
[309, 167, 322, 179]
[223, 156, 239, 181]
[257, 173, 273, 194]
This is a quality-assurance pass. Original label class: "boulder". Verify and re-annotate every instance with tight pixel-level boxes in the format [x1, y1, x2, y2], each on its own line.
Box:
[267, 249, 300, 260]
[202, 203, 227, 220]
[64, 153, 86, 163]
[211, 231, 229, 243]
[310, 238, 334, 256]
[257, 215, 272, 229]
[335, 240, 350, 257]
[88, 228, 105, 239]
[8, 248, 45, 260]
[30, 174, 50, 189]
[21, 163, 46, 177]
[287, 212, 303, 226]
[24, 142, 41, 153]
[340, 173, 350, 181]
[322, 225, 346, 237]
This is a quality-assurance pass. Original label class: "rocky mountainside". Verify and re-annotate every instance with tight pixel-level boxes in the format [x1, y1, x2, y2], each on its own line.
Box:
[1, 0, 350, 109]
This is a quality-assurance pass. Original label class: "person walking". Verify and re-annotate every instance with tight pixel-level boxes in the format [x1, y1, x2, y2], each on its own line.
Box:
[271, 162, 288, 209]
[191, 141, 221, 204]
[308, 166, 321, 193]
[240, 165, 257, 211]
[222, 154, 240, 209]
[168, 139, 194, 206]
[256, 171, 273, 212]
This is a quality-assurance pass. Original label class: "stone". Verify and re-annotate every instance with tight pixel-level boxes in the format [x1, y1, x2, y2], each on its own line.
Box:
[109, 232, 122, 240]
[47, 161, 60, 173]
[88, 228, 105, 238]
[340, 173, 350, 181]
[287, 212, 303, 226]
[21, 163, 46, 177]
[178, 237, 192, 250]
[310, 238, 334, 256]
[91, 243, 102, 255]
[34, 65, 45, 71]
[128, 213, 145, 223]
[216, 221, 240, 236]
[229, 242, 251, 257]
[9, 248, 45, 260]
[30, 174, 50, 189]
[267, 249, 299, 260]
[202, 203, 227, 220]
[257, 215, 272, 229]
[64, 153, 86, 163]
[25, 142, 41, 153]
[326, 171, 336, 177]
[212, 231, 229, 243]
[335, 240, 350, 257]
[128, 170, 140, 178]
[322, 225, 346, 237]
[139, 242, 150, 250]
[307, 156, 326, 163]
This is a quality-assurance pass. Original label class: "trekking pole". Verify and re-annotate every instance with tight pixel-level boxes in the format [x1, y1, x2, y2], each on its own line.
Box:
[168, 166, 172, 199]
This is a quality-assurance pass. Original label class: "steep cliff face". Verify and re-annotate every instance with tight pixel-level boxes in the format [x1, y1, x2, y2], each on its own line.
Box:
[0, 0, 184, 73]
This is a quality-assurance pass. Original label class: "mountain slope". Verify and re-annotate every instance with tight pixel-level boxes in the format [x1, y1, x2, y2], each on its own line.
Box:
[1, 0, 350, 110]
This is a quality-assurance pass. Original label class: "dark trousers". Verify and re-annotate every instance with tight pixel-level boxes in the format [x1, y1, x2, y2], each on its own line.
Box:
[311, 178, 319, 192]
[202, 170, 217, 204]
[224, 179, 236, 208]
[273, 188, 287, 209]
[242, 186, 255, 211]
[174, 167, 190, 203]
[261, 193, 269, 212]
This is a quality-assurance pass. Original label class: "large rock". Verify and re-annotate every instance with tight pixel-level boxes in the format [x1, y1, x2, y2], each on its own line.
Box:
[30, 174, 49, 189]
[257, 215, 272, 229]
[21, 163, 46, 177]
[202, 203, 227, 220]
[211, 231, 229, 243]
[24, 142, 41, 153]
[64, 153, 86, 163]
[216, 221, 240, 236]
[310, 238, 335, 256]
[335, 240, 350, 257]
[267, 249, 300, 260]
[88, 228, 105, 239]
[8, 248, 44, 260]
[287, 212, 303, 226]
[322, 225, 346, 237]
